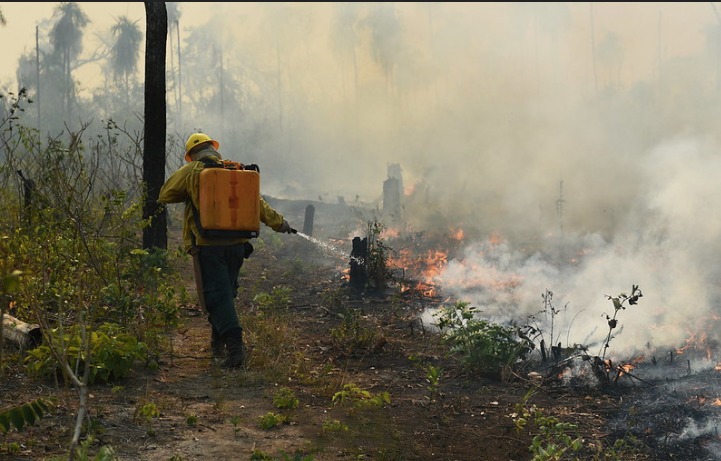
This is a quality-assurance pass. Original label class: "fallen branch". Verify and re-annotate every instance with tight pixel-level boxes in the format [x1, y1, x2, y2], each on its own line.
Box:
[613, 368, 655, 387]
[2, 313, 42, 349]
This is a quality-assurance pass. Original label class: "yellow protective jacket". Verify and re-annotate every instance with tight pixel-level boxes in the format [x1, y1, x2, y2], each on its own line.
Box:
[159, 154, 286, 252]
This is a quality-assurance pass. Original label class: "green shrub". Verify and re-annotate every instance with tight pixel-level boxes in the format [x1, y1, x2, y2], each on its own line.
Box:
[321, 419, 349, 432]
[435, 301, 533, 378]
[513, 390, 648, 459]
[258, 412, 287, 430]
[134, 402, 159, 437]
[25, 322, 147, 384]
[253, 286, 291, 311]
[272, 387, 299, 410]
[332, 383, 390, 409]
[329, 308, 377, 354]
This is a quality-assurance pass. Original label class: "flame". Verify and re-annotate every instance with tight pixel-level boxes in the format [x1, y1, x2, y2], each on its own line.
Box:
[388, 246, 449, 298]
[450, 228, 464, 241]
[381, 228, 524, 300]
[603, 359, 613, 371]
[488, 232, 503, 245]
[617, 363, 636, 376]
[381, 227, 400, 240]
[676, 331, 714, 361]
[415, 249, 448, 297]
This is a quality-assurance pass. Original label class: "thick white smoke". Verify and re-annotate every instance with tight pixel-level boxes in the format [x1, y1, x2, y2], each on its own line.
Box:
[434, 136, 721, 361]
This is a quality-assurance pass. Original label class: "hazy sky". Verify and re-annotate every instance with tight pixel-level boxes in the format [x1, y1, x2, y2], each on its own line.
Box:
[0, 3, 717, 88]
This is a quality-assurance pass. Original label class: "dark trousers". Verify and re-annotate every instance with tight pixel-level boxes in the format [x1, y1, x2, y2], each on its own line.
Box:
[197, 244, 246, 337]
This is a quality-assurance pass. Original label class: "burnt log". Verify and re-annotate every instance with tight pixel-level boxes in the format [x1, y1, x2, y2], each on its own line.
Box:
[383, 177, 402, 224]
[303, 204, 315, 236]
[552, 342, 563, 362]
[349, 236, 368, 298]
[2, 313, 42, 349]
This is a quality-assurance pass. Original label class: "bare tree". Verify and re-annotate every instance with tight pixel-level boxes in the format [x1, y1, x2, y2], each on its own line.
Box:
[142, 2, 168, 250]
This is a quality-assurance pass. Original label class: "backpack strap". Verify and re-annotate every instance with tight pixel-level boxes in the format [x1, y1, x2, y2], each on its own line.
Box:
[189, 157, 217, 243]
[197, 157, 223, 168]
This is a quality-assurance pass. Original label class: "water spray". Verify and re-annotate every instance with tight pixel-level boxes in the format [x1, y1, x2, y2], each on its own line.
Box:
[295, 232, 364, 265]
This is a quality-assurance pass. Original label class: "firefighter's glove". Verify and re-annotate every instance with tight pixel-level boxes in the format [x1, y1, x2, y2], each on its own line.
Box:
[278, 220, 297, 234]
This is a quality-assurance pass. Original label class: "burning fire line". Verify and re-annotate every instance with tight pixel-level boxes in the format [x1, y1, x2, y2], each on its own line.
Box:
[388, 248, 449, 298]
[383, 228, 528, 299]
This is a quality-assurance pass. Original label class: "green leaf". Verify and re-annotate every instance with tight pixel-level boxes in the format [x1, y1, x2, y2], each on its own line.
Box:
[30, 400, 49, 415]
[9, 408, 25, 431]
[1, 270, 25, 294]
[0, 413, 10, 433]
[21, 404, 38, 426]
[0, 399, 52, 433]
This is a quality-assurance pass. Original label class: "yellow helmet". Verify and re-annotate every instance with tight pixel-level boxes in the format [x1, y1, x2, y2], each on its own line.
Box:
[184, 133, 219, 162]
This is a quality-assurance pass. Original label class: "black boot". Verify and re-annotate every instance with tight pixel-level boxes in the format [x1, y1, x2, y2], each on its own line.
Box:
[210, 327, 225, 360]
[221, 327, 247, 369]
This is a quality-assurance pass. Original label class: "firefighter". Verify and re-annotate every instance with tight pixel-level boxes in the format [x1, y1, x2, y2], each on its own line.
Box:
[159, 133, 295, 369]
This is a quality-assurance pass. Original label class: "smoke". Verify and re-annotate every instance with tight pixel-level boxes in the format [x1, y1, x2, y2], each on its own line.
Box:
[170, 3, 721, 224]
[435, 135, 721, 359]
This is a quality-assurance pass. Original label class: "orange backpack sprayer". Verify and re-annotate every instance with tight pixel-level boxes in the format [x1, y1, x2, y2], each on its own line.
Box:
[193, 159, 261, 239]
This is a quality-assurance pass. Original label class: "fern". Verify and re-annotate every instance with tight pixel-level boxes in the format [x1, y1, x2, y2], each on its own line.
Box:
[0, 398, 52, 433]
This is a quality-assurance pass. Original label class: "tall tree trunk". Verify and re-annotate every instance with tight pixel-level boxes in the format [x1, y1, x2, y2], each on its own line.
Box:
[142, 2, 168, 250]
